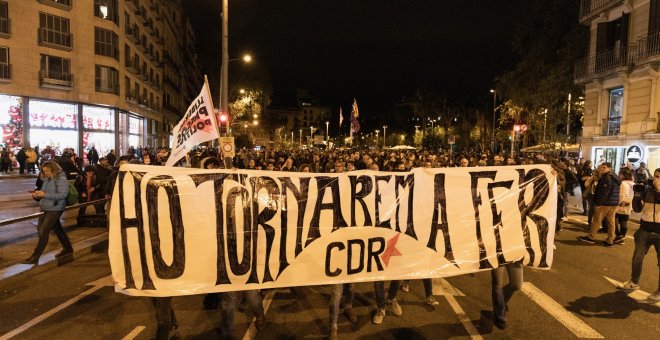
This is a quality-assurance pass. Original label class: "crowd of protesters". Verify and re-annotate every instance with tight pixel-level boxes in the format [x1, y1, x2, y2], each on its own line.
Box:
[15, 142, 660, 339]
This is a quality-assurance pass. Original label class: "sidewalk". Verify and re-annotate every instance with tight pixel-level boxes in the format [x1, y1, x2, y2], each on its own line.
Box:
[0, 209, 109, 286]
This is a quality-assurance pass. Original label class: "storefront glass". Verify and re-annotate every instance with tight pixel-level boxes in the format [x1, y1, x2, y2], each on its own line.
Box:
[29, 100, 78, 154]
[82, 105, 115, 161]
[647, 147, 660, 172]
[0, 94, 23, 148]
[593, 147, 625, 173]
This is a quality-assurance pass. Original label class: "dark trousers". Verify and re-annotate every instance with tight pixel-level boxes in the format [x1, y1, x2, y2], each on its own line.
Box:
[491, 263, 523, 323]
[615, 213, 629, 238]
[219, 291, 264, 339]
[630, 229, 660, 291]
[152, 297, 177, 340]
[374, 280, 401, 308]
[18, 160, 25, 174]
[31, 210, 72, 258]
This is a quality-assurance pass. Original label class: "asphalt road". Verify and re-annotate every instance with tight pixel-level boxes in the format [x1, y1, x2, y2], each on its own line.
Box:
[0, 217, 657, 340]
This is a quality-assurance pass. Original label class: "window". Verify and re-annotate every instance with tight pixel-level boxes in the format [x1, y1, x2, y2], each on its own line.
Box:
[605, 88, 623, 136]
[40, 54, 73, 87]
[95, 65, 118, 94]
[124, 76, 131, 99]
[38, 0, 72, 11]
[0, 1, 9, 36]
[124, 44, 131, 67]
[94, 0, 118, 24]
[38, 13, 72, 50]
[0, 46, 9, 79]
[94, 27, 118, 60]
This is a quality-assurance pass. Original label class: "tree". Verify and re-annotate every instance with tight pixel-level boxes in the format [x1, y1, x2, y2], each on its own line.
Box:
[495, 0, 588, 144]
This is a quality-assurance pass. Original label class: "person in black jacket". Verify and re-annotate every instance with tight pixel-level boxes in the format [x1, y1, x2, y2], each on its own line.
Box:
[578, 162, 620, 246]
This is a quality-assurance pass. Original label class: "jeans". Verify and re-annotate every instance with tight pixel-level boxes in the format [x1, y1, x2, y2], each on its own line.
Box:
[491, 262, 523, 323]
[152, 297, 177, 340]
[615, 213, 629, 238]
[588, 206, 617, 243]
[219, 290, 264, 339]
[630, 229, 660, 291]
[374, 280, 401, 309]
[402, 279, 433, 297]
[31, 210, 72, 258]
[329, 283, 355, 328]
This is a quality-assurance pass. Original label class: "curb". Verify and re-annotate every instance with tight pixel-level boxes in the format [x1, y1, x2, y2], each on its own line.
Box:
[0, 194, 33, 203]
[0, 232, 108, 287]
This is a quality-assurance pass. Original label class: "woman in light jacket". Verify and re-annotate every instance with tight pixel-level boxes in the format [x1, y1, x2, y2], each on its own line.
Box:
[22, 161, 73, 264]
[614, 169, 635, 244]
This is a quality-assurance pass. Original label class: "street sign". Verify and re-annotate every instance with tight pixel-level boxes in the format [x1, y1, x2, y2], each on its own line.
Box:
[219, 137, 235, 157]
[448, 135, 456, 145]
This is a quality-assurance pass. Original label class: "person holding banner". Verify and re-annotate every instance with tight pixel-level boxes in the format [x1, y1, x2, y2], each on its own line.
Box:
[491, 262, 523, 330]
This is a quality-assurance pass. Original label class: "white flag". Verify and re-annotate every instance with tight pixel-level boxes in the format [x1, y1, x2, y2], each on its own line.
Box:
[165, 82, 219, 167]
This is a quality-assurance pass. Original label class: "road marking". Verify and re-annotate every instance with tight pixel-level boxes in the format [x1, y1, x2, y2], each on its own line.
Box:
[521, 282, 603, 339]
[0, 275, 111, 340]
[242, 289, 277, 340]
[434, 279, 482, 340]
[122, 326, 146, 340]
[603, 276, 660, 307]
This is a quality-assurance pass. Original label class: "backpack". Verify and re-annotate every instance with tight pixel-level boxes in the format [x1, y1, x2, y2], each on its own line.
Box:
[67, 180, 79, 206]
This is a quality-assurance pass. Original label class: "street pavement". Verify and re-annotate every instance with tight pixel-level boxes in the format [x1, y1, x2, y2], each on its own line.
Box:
[0, 212, 658, 339]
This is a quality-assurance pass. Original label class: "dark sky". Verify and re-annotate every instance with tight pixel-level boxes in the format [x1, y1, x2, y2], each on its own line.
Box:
[182, 0, 530, 116]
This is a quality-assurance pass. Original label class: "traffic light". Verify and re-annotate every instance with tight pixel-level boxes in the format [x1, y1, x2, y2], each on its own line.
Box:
[217, 111, 230, 134]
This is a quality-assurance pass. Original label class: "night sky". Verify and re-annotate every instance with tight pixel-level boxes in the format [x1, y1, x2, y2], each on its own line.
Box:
[182, 0, 531, 118]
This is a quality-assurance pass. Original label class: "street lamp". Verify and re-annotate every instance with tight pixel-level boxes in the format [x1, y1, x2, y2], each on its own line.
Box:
[325, 121, 329, 144]
[430, 120, 435, 130]
[310, 126, 315, 146]
[299, 129, 302, 146]
[383, 125, 388, 147]
[375, 130, 380, 146]
[490, 89, 497, 152]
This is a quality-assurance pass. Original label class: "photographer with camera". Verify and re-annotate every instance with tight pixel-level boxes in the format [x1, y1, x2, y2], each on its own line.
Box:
[616, 168, 660, 302]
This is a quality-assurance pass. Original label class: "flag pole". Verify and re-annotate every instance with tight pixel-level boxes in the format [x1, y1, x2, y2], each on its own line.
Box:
[204, 75, 225, 166]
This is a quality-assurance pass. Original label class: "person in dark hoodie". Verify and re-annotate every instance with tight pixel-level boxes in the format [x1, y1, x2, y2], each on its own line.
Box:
[578, 162, 621, 247]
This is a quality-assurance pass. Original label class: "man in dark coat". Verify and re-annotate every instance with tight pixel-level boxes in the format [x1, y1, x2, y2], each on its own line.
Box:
[578, 162, 621, 246]
[87, 146, 100, 165]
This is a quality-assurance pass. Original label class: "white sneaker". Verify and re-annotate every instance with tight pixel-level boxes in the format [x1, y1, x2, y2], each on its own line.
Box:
[617, 280, 640, 290]
[387, 298, 403, 316]
[648, 290, 660, 303]
[372, 308, 385, 324]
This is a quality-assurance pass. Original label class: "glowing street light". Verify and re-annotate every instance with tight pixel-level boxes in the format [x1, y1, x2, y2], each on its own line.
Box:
[383, 125, 388, 147]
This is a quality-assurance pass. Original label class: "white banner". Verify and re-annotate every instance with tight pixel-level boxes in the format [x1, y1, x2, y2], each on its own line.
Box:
[109, 164, 557, 297]
[165, 82, 219, 167]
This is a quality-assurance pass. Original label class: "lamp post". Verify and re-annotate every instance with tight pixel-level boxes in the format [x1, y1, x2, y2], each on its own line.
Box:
[543, 108, 548, 143]
[310, 126, 315, 146]
[291, 131, 294, 147]
[490, 89, 496, 152]
[299, 129, 302, 146]
[375, 130, 380, 147]
[325, 121, 329, 145]
[567, 93, 571, 142]
[383, 125, 388, 147]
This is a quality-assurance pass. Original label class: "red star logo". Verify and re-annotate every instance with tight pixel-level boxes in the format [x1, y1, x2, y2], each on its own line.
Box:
[381, 234, 402, 267]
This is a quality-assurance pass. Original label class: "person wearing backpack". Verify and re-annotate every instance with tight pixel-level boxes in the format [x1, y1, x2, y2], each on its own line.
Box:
[22, 161, 73, 264]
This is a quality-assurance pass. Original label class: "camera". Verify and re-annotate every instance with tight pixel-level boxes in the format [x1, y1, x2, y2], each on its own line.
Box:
[633, 178, 654, 193]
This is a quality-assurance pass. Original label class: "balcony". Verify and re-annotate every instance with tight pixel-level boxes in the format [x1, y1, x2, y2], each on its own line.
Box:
[126, 0, 139, 12]
[37, 0, 72, 11]
[145, 18, 154, 35]
[38, 27, 72, 51]
[574, 46, 629, 81]
[630, 32, 660, 64]
[0, 17, 10, 38]
[602, 116, 621, 136]
[96, 83, 119, 95]
[126, 89, 139, 103]
[579, 0, 624, 24]
[39, 69, 73, 89]
[0, 63, 10, 81]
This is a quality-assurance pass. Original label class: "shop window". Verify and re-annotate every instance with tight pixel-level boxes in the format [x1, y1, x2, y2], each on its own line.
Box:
[604, 88, 623, 136]
[94, 27, 119, 60]
[0, 46, 9, 80]
[0, 1, 9, 37]
[38, 12, 72, 50]
[94, 0, 118, 24]
[39, 54, 73, 88]
[95, 65, 119, 95]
